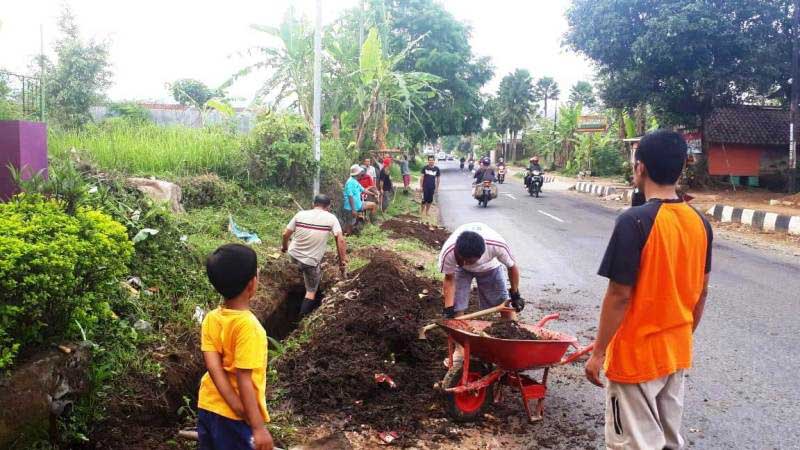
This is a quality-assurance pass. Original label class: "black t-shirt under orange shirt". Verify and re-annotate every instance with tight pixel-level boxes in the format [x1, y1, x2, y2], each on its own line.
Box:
[599, 198, 712, 285]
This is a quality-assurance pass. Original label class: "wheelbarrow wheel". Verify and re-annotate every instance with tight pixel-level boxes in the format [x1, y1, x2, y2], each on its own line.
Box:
[443, 362, 491, 422]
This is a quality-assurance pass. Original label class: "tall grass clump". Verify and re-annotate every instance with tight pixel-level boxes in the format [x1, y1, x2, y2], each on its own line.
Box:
[48, 119, 247, 177]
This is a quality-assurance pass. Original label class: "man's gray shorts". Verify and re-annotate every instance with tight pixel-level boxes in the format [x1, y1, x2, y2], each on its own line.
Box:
[454, 265, 510, 312]
[290, 256, 322, 293]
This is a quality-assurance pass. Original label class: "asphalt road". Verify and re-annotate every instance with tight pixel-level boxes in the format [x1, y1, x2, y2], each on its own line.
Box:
[435, 161, 800, 449]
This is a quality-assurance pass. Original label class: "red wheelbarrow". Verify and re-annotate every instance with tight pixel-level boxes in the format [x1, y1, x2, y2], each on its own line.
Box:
[439, 313, 594, 423]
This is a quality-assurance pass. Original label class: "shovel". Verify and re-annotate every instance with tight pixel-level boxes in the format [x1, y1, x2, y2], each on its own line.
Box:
[418, 301, 511, 340]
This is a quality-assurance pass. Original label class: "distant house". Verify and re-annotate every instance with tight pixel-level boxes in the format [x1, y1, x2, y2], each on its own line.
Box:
[704, 106, 789, 189]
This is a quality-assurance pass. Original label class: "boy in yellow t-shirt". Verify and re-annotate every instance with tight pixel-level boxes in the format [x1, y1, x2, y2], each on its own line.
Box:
[198, 244, 273, 450]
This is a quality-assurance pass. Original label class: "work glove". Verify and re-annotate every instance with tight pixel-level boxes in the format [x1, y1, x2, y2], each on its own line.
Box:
[442, 306, 456, 319]
[509, 290, 525, 313]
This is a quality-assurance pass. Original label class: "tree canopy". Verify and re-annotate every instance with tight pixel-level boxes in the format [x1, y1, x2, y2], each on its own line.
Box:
[382, 0, 494, 146]
[565, 0, 792, 125]
[45, 5, 112, 128]
[170, 79, 221, 107]
[490, 69, 536, 161]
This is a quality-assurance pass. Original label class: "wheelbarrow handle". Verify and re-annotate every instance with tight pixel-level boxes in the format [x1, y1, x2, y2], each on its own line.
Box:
[559, 342, 595, 365]
[534, 313, 560, 328]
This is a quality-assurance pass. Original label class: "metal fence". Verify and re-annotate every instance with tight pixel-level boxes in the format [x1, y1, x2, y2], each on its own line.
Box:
[0, 70, 45, 121]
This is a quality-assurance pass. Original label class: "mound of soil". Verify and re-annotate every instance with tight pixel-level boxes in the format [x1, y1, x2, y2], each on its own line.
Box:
[380, 218, 450, 248]
[273, 250, 445, 437]
[484, 321, 540, 341]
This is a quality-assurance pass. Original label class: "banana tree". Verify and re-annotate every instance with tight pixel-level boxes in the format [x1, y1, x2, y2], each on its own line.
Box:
[355, 28, 440, 150]
[236, 9, 315, 127]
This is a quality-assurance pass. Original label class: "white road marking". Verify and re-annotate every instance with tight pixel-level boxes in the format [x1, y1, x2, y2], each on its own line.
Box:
[538, 210, 565, 223]
[504, 193, 517, 200]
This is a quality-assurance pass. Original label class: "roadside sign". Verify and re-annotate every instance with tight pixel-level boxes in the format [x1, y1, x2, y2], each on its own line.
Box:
[577, 115, 608, 133]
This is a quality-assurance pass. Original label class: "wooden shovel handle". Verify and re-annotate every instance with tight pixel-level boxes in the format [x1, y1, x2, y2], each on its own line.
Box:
[418, 301, 509, 338]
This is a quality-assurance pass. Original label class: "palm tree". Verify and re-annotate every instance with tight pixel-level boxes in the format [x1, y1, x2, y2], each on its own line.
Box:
[492, 69, 536, 162]
[568, 81, 596, 109]
[534, 76, 560, 118]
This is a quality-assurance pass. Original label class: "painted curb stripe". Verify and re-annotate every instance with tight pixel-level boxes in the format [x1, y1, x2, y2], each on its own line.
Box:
[721, 206, 734, 222]
[789, 216, 800, 236]
[731, 208, 743, 223]
[752, 210, 766, 230]
[775, 215, 791, 232]
[763, 212, 779, 232]
[741, 209, 755, 225]
[713, 205, 724, 221]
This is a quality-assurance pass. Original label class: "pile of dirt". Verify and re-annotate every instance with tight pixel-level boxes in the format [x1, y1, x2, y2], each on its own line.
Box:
[380, 217, 450, 248]
[484, 321, 540, 341]
[273, 250, 445, 437]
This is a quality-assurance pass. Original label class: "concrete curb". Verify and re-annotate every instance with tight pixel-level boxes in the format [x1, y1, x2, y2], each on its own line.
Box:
[706, 204, 800, 236]
[574, 181, 633, 201]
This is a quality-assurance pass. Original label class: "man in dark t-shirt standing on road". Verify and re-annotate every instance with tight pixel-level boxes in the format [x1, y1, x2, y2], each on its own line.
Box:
[420, 155, 440, 217]
[585, 130, 713, 449]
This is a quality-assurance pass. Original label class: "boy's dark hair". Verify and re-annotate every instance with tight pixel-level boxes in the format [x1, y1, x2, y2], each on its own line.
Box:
[635, 130, 688, 185]
[455, 231, 486, 259]
[206, 244, 258, 299]
[313, 194, 331, 207]
[427, 155, 435, 160]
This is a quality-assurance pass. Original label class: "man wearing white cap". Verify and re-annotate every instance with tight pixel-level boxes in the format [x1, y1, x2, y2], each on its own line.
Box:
[343, 164, 378, 234]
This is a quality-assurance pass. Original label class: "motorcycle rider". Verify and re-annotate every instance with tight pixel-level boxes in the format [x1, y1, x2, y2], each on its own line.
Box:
[525, 156, 544, 187]
[474, 157, 496, 184]
[459, 156, 466, 171]
[497, 157, 507, 183]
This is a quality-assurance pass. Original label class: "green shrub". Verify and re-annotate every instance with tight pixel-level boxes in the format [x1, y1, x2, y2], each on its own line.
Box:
[179, 173, 244, 209]
[0, 196, 134, 369]
[245, 112, 316, 191]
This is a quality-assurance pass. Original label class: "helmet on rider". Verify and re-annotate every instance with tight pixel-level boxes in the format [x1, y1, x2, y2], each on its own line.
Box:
[481, 157, 491, 166]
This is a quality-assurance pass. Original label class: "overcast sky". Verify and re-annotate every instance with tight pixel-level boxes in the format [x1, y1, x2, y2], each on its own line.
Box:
[1, 0, 595, 108]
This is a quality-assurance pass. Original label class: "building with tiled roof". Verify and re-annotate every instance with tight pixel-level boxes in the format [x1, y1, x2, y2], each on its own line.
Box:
[704, 105, 790, 189]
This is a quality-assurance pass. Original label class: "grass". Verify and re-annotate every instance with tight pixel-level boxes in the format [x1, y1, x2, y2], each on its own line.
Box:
[49, 121, 246, 177]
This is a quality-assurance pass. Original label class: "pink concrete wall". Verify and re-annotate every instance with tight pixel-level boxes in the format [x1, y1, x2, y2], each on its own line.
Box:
[0, 121, 48, 201]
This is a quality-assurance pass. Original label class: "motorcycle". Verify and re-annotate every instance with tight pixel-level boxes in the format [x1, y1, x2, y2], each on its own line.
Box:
[468, 161, 475, 172]
[497, 165, 506, 184]
[527, 170, 543, 197]
[477, 179, 494, 207]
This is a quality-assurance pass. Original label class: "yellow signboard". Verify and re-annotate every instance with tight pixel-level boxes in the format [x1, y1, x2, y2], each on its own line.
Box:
[577, 115, 608, 133]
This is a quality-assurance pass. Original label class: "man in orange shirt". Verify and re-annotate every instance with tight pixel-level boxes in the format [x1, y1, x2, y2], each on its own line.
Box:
[585, 130, 712, 449]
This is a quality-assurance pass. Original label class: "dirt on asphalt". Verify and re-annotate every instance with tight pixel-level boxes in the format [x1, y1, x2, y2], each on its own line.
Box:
[380, 217, 450, 249]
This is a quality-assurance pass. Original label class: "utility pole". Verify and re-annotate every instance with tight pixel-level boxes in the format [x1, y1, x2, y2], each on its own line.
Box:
[312, 0, 322, 196]
[40, 24, 45, 122]
[790, 0, 800, 193]
[359, 0, 365, 49]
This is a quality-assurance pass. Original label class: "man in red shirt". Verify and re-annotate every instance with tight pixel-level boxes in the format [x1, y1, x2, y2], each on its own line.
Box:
[358, 165, 381, 218]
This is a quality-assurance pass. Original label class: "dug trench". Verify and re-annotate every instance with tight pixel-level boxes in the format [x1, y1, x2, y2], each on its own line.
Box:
[87, 250, 602, 449]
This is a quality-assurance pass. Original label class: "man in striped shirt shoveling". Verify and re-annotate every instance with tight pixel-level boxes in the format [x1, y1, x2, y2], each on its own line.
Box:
[437, 222, 525, 366]
[282, 194, 348, 317]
